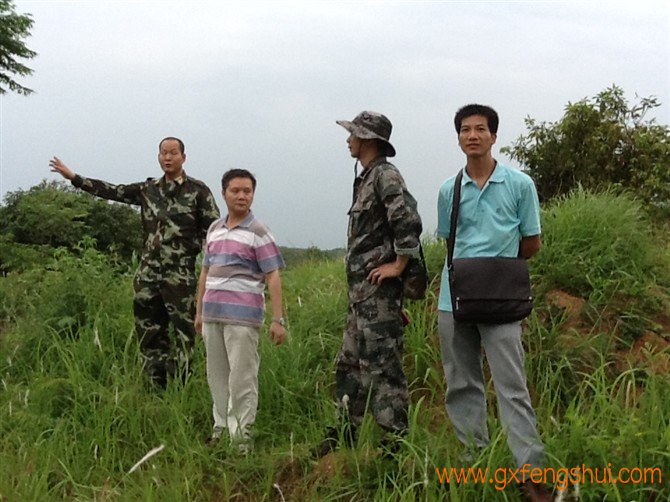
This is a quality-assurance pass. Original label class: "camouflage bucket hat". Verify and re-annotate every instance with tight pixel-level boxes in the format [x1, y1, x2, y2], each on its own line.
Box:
[336, 111, 396, 157]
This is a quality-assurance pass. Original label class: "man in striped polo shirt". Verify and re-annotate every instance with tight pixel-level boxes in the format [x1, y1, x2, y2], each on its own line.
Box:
[195, 168, 286, 451]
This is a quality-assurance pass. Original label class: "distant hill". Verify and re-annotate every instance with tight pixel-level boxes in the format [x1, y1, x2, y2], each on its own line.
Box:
[280, 246, 345, 268]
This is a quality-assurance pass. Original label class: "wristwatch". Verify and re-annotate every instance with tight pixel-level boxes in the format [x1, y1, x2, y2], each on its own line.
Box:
[272, 317, 286, 326]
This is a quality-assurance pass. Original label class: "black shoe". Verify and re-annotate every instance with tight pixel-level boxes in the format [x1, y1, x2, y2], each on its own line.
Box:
[312, 425, 356, 459]
[204, 436, 220, 448]
[379, 430, 406, 460]
[520, 480, 553, 502]
[313, 427, 339, 458]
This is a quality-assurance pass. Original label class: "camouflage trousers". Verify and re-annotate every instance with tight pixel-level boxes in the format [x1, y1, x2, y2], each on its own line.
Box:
[133, 274, 196, 386]
[336, 279, 409, 433]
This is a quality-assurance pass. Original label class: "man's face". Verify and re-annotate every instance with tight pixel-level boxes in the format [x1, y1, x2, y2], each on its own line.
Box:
[158, 139, 186, 179]
[223, 177, 254, 217]
[347, 133, 362, 159]
[458, 115, 497, 158]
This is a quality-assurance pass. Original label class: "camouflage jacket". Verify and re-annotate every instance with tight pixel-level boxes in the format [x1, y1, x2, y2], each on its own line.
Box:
[346, 157, 422, 303]
[72, 173, 220, 282]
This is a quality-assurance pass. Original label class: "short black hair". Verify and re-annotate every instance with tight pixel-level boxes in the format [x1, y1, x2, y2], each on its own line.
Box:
[159, 137, 185, 155]
[222, 169, 257, 191]
[454, 104, 499, 134]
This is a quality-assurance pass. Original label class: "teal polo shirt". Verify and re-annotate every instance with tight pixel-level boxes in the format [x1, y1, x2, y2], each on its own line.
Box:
[436, 163, 541, 312]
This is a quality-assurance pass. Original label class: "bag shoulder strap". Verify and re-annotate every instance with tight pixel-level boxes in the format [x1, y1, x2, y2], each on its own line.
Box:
[447, 169, 463, 269]
[417, 241, 427, 271]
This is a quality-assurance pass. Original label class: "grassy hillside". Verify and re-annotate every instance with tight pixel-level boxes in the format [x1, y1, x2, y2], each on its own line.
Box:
[0, 190, 668, 501]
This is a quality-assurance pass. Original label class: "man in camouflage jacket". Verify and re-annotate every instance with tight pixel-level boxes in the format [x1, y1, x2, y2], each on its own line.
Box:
[49, 137, 220, 387]
[316, 111, 423, 457]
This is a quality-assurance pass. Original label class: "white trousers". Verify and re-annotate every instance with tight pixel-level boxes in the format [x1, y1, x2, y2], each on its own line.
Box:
[202, 322, 260, 441]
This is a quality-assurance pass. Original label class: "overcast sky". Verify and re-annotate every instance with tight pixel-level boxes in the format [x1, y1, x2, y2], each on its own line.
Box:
[1, 1, 668, 249]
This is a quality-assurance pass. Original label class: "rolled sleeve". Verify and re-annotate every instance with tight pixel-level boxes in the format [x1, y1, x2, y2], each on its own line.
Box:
[378, 168, 422, 255]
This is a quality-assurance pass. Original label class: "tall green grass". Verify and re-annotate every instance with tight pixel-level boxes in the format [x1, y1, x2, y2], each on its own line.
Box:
[1, 190, 668, 500]
[532, 188, 667, 302]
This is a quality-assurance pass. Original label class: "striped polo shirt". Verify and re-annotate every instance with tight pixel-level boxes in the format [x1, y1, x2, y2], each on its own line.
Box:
[202, 212, 285, 327]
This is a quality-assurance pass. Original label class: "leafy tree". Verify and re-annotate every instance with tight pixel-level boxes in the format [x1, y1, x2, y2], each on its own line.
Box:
[0, 233, 51, 274]
[502, 85, 670, 217]
[0, 181, 143, 271]
[0, 0, 36, 95]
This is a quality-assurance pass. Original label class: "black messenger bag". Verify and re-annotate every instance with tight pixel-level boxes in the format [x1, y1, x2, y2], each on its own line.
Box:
[447, 170, 533, 324]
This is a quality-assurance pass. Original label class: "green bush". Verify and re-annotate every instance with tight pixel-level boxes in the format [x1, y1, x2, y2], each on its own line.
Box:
[532, 188, 663, 303]
[502, 85, 670, 218]
[0, 180, 143, 271]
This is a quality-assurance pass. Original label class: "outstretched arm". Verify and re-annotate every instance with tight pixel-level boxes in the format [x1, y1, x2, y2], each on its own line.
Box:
[48, 156, 143, 205]
[49, 156, 76, 180]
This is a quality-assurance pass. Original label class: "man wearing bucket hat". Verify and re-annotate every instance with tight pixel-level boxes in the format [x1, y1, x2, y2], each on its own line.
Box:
[315, 111, 423, 458]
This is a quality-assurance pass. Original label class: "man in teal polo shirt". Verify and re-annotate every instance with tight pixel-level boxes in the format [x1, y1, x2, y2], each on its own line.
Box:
[436, 105, 551, 501]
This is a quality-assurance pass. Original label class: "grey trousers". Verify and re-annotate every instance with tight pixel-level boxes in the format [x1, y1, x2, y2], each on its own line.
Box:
[438, 311, 545, 468]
